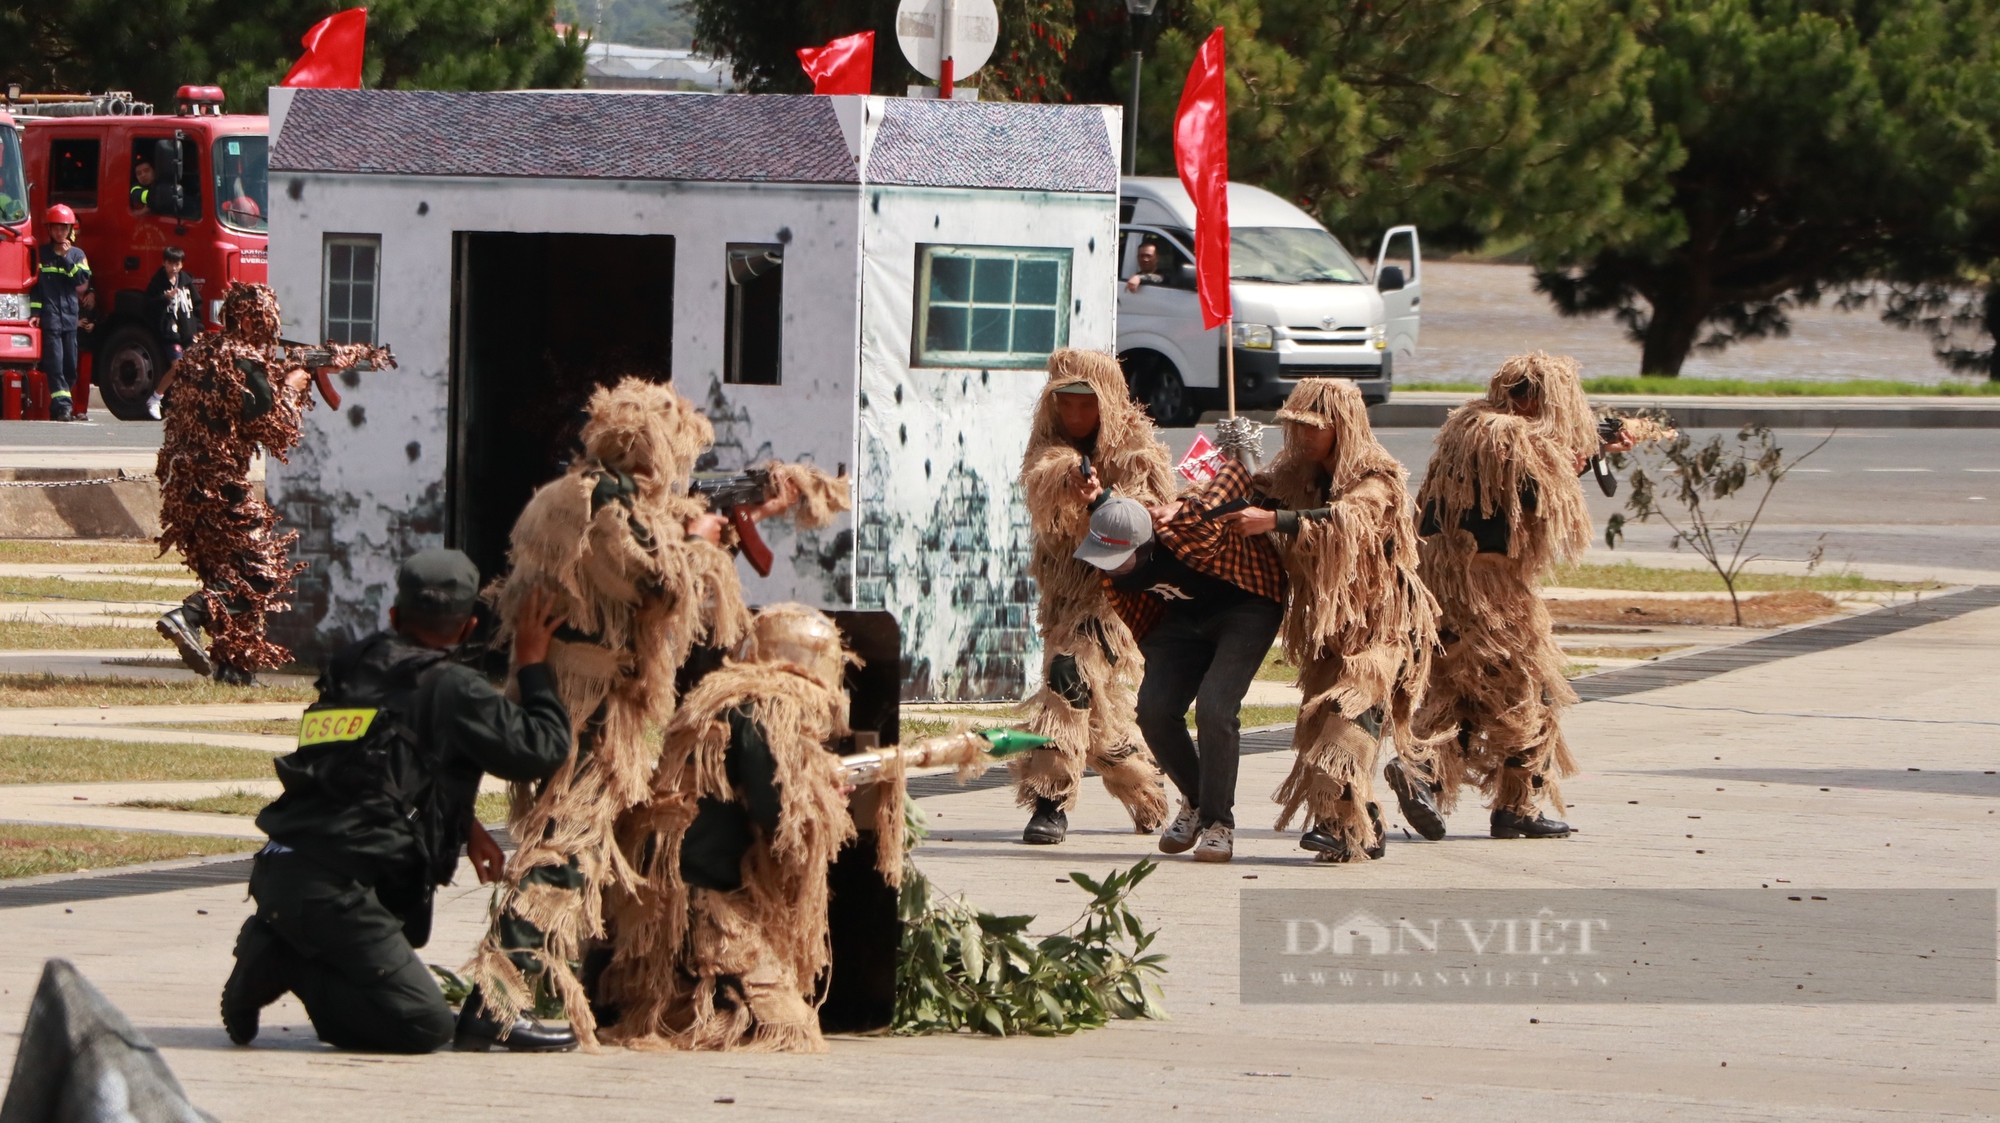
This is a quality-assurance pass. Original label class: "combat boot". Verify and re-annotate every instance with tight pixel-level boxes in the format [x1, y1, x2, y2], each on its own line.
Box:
[1022, 797, 1068, 845]
[220, 915, 298, 1045]
[213, 664, 258, 687]
[1301, 803, 1388, 863]
[452, 987, 578, 1053]
[1383, 756, 1447, 841]
[157, 601, 211, 676]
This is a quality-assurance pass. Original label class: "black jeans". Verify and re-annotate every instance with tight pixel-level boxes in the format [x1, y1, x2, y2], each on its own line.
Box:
[1135, 596, 1283, 830]
[248, 851, 454, 1054]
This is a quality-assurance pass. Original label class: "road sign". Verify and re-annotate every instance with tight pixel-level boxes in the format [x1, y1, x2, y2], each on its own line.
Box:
[895, 0, 999, 83]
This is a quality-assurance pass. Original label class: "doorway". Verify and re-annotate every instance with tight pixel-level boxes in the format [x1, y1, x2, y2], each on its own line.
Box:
[448, 232, 676, 581]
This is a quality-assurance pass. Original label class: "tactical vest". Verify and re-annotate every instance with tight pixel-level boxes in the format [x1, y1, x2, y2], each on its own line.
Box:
[274, 636, 459, 885]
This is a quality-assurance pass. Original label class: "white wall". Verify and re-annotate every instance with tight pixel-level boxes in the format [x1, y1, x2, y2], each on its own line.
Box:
[267, 172, 862, 651]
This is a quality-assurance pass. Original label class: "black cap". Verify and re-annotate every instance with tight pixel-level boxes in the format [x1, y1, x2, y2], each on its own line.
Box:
[395, 548, 480, 616]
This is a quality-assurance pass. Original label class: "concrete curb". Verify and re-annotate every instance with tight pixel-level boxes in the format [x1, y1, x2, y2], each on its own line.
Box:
[1360, 392, 2000, 429]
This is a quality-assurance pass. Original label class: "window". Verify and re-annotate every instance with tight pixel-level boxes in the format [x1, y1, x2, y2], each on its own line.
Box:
[213, 135, 268, 233]
[913, 245, 1071, 369]
[1230, 227, 1366, 285]
[724, 243, 782, 385]
[323, 236, 380, 344]
[48, 139, 100, 210]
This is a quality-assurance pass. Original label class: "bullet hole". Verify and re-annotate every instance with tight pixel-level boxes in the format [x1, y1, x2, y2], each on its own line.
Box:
[894, 384, 903, 404]
[1074, 298, 1082, 314]
[923, 459, 931, 478]
[960, 376, 968, 394]
[898, 423, 907, 445]
[870, 193, 880, 214]
[286, 178, 304, 201]
[417, 201, 429, 215]
[858, 390, 870, 409]
[776, 226, 792, 244]
[957, 432, 964, 445]
[405, 441, 421, 462]
[934, 215, 941, 228]
[980, 370, 988, 386]
[346, 405, 366, 427]
[1088, 236, 1096, 253]
[339, 367, 362, 388]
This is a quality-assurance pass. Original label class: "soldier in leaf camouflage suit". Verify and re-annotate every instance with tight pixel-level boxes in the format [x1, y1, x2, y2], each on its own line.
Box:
[154, 283, 390, 684]
[1012, 350, 1173, 845]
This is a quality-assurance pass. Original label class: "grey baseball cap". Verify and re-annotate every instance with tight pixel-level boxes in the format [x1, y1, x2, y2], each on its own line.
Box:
[1052, 380, 1097, 395]
[395, 548, 482, 616]
[1073, 496, 1153, 570]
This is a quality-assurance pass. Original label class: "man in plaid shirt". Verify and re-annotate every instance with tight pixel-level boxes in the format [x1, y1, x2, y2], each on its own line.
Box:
[1074, 458, 1285, 863]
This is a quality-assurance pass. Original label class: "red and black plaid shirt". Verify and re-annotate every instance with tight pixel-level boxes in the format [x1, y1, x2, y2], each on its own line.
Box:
[1107, 458, 1286, 638]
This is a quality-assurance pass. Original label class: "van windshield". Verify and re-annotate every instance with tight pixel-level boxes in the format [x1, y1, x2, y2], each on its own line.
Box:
[1231, 227, 1366, 284]
[0, 128, 25, 225]
[214, 135, 268, 233]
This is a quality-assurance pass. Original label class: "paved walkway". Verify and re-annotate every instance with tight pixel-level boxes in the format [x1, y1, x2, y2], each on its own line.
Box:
[0, 598, 1993, 1120]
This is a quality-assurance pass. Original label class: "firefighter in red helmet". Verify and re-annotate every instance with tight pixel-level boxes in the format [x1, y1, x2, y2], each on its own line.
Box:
[28, 204, 93, 421]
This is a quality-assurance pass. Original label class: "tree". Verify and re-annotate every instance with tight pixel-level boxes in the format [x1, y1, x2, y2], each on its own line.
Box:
[1533, 0, 2000, 376]
[555, 0, 698, 49]
[0, 0, 584, 115]
[1127, 1, 1673, 258]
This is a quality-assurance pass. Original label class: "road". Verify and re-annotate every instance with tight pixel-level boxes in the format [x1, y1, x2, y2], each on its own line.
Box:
[1162, 425, 2000, 575]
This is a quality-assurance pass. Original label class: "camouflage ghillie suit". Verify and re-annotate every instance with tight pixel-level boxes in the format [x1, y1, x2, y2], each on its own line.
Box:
[466, 378, 849, 1049]
[601, 605, 900, 1054]
[1412, 352, 1598, 825]
[1013, 350, 1172, 833]
[1256, 379, 1440, 862]
[154, 283, 389, 680]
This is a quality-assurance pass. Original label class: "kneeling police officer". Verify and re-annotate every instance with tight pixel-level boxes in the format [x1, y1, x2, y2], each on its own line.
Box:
[222, 549, 576, 1053]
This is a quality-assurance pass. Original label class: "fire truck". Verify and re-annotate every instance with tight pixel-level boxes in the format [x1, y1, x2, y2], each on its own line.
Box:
[6, 86, 268, 420]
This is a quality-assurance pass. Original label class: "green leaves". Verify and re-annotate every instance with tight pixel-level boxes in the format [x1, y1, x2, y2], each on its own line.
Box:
[892, 856, 1169, 1037]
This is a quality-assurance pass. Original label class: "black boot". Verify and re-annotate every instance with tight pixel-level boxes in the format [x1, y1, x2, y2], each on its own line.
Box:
[220, 916, 297, 1046]
[157, 603, 212, 677]
[452, 987, 578, 1053]
[1383, 757, 1447, 841]
[213, 663, 258, 686]
[1022, 797, 1068, 845]
[49, 395, 73, 422]
[1490, 808, 1572, 839]
[1300, 803, 1387, 862]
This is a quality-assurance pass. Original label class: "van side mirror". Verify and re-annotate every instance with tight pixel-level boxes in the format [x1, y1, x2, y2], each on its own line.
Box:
[1177, 262, 1199, 289]
[149, 138, 183, 216]
[1376, 265, 1406, 293]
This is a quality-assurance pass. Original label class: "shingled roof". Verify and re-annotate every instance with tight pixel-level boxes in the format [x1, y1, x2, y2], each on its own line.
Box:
[271, 89, 860, 184]
[865, 99, 1117, 193]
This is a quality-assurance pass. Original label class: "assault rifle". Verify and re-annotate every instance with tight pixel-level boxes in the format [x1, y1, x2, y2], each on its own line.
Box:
[1591, 414, 1679, 496]
[278, 339, 397, 411]
[691, 469, 776, 577]
[837, 728, 1050, 786]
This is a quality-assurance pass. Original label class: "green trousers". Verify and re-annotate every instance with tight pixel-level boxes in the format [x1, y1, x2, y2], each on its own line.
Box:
[248, 850, 455, 1054]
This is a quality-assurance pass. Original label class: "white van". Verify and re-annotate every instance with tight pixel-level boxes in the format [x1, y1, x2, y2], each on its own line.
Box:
[1115, 176, 1421, 425]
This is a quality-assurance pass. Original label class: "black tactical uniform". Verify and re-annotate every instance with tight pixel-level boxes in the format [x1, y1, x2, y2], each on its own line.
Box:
[222, 551, 571, 1053]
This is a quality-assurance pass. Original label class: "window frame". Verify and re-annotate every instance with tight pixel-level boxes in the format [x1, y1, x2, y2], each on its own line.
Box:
[911, 244, 1073, 370]
[723, 242, 784, 386]
[322, 234, 381, 345]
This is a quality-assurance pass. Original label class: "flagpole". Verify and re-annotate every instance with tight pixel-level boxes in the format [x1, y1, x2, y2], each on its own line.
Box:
[1224, 315, 1236, 418]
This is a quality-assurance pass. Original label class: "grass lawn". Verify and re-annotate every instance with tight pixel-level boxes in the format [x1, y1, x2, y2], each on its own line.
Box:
[1561, 644, 1692, 660]
[0, 621, 170, 650]
[0, 576, 196, 604]
[133, 717, 299, 737]
[120, 787, 269, 816]
[476, 791, 509, 824]
[0, 735, 278, 784]
[1256, 647, 1299, 682]
[0, 673, 315, 708]
[0, 823, 256, 880]
[1550, 590, 1838, 628]
[0, 541, 179, 566]
[1547, 561, 1930, 593]
[1400, 377, 2000, 397]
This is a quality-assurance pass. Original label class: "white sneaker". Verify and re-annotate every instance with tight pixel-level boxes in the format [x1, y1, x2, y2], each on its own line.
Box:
[1158, 801, 1201, 854]
[145, 394, 163, 420]
[1190, 823, 1234, 863]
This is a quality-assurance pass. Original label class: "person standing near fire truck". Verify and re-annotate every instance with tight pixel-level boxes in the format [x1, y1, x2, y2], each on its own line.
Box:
[27, 205, 92, 421]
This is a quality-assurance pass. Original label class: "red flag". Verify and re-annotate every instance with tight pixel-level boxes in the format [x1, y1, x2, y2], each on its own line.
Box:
[1174, 28, 1231, 330]
[797, 31, 874, 96]
[281, 8, 368, 89]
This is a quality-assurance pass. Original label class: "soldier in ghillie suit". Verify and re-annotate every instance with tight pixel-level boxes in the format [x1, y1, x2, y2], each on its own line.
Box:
[460, 378, 845, 1051]
[1216, 379, 1442, 862]
[1411, 352, 1629, 839]
[1013, 350, 1173, 845]
[599, 604, 901, 1054]
[154, 283, 389, 684]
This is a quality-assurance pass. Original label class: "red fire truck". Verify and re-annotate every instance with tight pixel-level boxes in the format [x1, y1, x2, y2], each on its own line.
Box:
[7, 86, 268, 420]
[0, 103, 39, 416]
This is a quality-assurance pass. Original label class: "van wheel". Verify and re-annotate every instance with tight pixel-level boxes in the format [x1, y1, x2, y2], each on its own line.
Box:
[96, 326, 165, 422]
[1123, 353, 1194, 427]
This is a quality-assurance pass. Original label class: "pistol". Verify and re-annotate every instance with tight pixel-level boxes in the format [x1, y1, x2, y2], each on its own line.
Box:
[691, 469, 775, 577]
